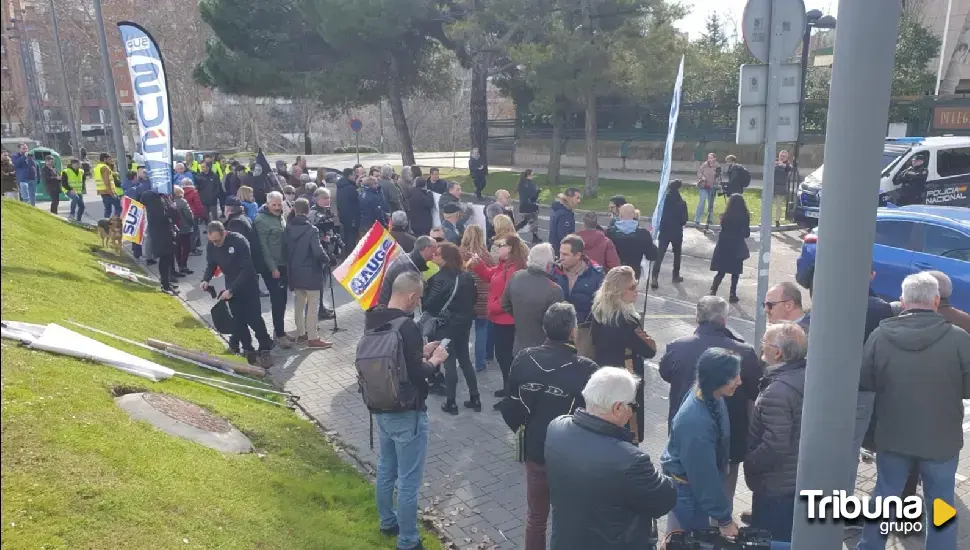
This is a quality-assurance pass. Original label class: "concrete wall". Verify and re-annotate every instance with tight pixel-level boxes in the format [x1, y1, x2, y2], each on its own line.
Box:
[514, 138, 825, 177]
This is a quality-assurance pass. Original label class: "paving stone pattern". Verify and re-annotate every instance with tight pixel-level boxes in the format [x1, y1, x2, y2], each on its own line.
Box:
[44, 198, 970, 549]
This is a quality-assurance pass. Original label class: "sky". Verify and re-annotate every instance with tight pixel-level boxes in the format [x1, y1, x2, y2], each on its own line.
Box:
[674, 0, 840, 41]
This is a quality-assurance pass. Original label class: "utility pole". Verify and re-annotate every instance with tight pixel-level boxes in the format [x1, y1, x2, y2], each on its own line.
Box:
[753, 0, 781, 352]
[48, 0, 80, 156]
[93, 0, 126, 164]
[10, 10, 45, 143]
[791, 1, 902, 549]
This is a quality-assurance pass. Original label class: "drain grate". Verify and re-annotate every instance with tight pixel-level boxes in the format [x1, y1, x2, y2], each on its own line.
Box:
[142, 393, 231, 434]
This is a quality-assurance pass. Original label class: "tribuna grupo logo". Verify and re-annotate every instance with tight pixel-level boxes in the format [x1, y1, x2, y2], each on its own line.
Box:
[801, 490, 956, 536]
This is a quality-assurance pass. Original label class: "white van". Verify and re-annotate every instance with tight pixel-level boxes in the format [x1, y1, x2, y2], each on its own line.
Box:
[794, 136, 970, 224]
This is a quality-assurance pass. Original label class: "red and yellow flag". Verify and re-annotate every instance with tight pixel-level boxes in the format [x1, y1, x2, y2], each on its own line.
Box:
[334, 222, 403, 309]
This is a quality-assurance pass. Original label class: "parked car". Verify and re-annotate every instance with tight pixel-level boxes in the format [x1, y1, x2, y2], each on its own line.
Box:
[795, 136, 970, 225]
[796, 205, 970, 311]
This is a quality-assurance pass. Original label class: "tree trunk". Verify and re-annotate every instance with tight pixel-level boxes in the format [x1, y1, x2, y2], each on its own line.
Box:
[387, 53, 416, 165]
[584, 90, 598, 198]
[548, 111, 565, 186]
[304, 123, 312, 155]
[941, 10, 970, 95]
[470, 59, 490, 169]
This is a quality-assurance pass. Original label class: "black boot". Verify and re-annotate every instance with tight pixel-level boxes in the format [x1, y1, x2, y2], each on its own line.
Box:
[463, 395, 482, 412]
[318, 307, 335, 320]
[672, 274, 684, 283]
[729, 294, 740, 304]
[441, 400, 459, 415]
[650, 276, 659, 290]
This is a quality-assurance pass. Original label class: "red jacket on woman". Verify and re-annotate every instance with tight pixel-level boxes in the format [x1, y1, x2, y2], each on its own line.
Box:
[472, 259, 520, 326]
[182, 185, 206, 219]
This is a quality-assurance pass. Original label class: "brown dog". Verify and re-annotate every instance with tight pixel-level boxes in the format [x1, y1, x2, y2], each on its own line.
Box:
[97, 216, 124, 255]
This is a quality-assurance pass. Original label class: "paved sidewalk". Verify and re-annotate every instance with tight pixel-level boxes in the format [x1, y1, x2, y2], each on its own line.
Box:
[38, 195, 970, 550]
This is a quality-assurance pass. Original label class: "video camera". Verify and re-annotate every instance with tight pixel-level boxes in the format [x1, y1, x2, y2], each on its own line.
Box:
[312, 207, 344, 262]
[664, 527, 773, 550]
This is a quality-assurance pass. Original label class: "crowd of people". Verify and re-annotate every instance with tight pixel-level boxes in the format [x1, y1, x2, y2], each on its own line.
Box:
[5, 143, 969, 550]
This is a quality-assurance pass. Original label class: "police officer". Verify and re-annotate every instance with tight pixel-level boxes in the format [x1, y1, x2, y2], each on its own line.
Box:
[95, 152, 121, 218]
[896, 154, 928, 206]
[62, 158, 86, 222]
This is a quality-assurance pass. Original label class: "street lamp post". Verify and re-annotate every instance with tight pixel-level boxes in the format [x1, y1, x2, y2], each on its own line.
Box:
[792, 10, 836, 186]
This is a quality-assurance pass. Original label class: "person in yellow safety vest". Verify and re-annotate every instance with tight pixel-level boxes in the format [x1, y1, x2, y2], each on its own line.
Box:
[126, 153, 137, 173]
[95, 152, 122, 219]
[211, 155, 225, 182]
[61, 158, 86, 222]
[185, 152, 200, 173]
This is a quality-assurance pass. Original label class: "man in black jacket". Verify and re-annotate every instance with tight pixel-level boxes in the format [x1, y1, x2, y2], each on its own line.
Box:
[377, 236, 439, 307]
[336, 168, 361, 251]
[195, 161, 221, 221]
[658, 295, 763, 501]
[366, 271, 448, 550]
[545, 366, 676, 550]
[606, 204, 657, 280]
[745, 322, 808, 542]
[201, 221, 273, 369]
[501, 303, 599, 550]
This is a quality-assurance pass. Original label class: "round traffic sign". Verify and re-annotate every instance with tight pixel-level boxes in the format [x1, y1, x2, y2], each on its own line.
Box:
[742, 0, 807, 64]
[349, 118, 363, 133]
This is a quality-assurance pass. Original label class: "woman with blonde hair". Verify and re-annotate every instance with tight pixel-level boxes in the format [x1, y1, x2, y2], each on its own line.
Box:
[489, 213, 515, 252]
[590, 266, 658, 442]
[460, 225, 495, 372]
[236, 185, 258, 221]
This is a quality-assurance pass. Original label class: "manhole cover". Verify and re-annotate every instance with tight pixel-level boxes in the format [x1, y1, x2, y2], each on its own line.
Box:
[142, 393, 231, 434]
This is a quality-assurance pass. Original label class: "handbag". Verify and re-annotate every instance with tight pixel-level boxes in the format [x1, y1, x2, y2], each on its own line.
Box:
[206, 287, 235, 334]
[418, 278, 459, 339]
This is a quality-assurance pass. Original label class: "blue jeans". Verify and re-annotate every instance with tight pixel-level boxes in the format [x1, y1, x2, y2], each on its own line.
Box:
[376, 411, 429, 550]
[857, 451, 958, 550]
[474, 318, 493, 371]
[694, 187, 714, 224]
[18, 180, 36, 206]
[101, 195, 121, 218]
[751, 492, 795, 542]
[667, 483, 790, 550]
[68, 192, 85, 221]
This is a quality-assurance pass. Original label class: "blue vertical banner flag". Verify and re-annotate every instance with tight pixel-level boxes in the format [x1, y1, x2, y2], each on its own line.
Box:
[651, 55, 685, 242]
[117, 22, 173, 195]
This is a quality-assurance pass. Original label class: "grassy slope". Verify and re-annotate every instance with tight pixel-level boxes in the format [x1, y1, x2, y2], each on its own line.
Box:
[438, 169, 765, 222]
[0, 200, 438, 550]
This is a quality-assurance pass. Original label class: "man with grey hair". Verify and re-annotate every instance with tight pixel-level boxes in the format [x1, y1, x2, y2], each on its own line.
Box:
[359, 175, 389, 233]
[659, 295, 762, 500]
[389, 211, 416, 252]
[254, 190, 292, 347]
[927, 270, 970, 332]
[745, 322, 808, 542]
[502, 243, 564, 357]
[500, 302, 599, 548]
[544, 366, 676, 549]
[378, 164, 404, 213]
[438, 180, 471, 227]
[856, 272, 970, 550]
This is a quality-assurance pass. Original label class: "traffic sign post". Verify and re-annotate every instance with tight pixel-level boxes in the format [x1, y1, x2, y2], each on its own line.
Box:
[349, 118, 363, 165]
[739, 0, 806, 353]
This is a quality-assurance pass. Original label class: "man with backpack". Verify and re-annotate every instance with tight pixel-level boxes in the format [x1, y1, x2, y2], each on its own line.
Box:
[359, 271, 448, 550]
[724, 155, 751, 197]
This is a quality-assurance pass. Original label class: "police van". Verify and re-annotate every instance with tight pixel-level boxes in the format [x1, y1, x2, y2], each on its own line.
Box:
[794, 136, 970, 225]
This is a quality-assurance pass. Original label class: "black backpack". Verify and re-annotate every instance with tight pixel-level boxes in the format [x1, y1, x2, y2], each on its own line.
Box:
[734, 164, 751, 189]
[356, 317, 418, 412]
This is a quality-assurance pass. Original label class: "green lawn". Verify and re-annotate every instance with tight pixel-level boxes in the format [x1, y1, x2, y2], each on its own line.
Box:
[0, 200, 440, 550]
[441, 169, 765, 222]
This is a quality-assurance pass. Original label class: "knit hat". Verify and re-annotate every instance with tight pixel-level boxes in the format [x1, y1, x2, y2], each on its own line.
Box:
[441, 203, 461, 215]
[696, 348, 740, 397]
[224, 196, 242, 208]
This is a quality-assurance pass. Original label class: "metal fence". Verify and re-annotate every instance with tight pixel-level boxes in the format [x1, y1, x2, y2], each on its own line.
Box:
[513, 96, 970, 143]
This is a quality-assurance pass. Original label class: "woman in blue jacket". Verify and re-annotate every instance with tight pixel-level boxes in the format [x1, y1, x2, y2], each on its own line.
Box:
[660, 348, 791, 549]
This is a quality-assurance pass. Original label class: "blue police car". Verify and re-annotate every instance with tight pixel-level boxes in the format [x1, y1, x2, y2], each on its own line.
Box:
[796, 205, 970, 311]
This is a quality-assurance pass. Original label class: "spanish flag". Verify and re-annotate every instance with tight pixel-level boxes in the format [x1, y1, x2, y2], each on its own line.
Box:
[333, 222, 403, 310]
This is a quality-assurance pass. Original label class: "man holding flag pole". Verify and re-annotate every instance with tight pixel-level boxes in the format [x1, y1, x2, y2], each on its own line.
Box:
[643, 55, 686, 320]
